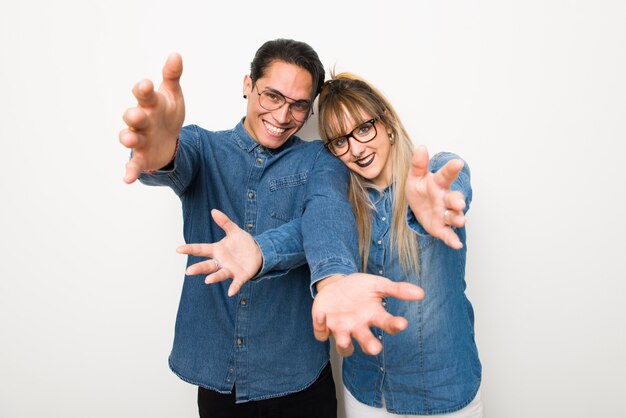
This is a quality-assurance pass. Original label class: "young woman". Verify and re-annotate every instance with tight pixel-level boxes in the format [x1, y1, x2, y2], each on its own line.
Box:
[178, 72, 483, 417]
[315, 73, 483, 417]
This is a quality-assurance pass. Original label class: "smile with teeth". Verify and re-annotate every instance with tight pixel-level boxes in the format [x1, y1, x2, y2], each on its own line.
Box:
[264, 120, 287, 136]
[354, 153, 375, 168]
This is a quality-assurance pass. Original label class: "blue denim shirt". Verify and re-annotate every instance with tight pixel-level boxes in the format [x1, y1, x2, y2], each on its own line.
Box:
[138, 121, 358, 402]
[343, 152, 481, 415]
[257, 152, 481, 414]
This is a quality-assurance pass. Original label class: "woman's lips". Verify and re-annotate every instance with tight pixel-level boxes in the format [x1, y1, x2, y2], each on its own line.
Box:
[354, 153, 375, 168]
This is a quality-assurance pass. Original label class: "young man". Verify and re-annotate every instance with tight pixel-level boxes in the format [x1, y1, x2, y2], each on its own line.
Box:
[119, 39, 423, 418]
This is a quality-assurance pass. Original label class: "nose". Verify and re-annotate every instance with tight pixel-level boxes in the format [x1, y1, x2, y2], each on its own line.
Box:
[271, 102, 292, 124]
[349, 137, 367, 157]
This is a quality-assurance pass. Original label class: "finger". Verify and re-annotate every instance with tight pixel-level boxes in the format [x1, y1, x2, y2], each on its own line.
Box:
[333, 332, 355, 357]
[227, 280, 244, 297]
[119, 128, 139, 149]
[122, 107, 150, 131]
[161, 53, 183, 93]
[204, 268, 232, 285]
[444, 208, 466, 228]
[185, 259, 219, 276]
[312, 311, 330, 342]
[211, 209, 239, 236]
[226, 269, 256, 297]
[434, 158, 464, 189]
[439, 227, 463, 250]
[132, 79, 158, 108]
[443, 190, 466, 213]
[124, 159, 142, 184]
[370, 312, 409, 336]
[373, 279, 425, 301]
[409, 145, 429, 178]
[177, 243, 213, 257]
[352, 326, 382, 355]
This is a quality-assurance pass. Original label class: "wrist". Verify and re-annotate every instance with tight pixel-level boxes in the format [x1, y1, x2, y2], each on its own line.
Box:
[144, 136, 180, 174]
[315, 274, 345, 292]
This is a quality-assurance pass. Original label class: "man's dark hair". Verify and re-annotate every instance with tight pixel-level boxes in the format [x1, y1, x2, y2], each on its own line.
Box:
[250, 38, 325, 101]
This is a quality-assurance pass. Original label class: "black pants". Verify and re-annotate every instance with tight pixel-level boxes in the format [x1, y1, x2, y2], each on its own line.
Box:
[197, 363, 337, 418]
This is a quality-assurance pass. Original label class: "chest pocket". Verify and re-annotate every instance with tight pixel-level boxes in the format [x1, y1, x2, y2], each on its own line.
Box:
[268, 172, 308, 223]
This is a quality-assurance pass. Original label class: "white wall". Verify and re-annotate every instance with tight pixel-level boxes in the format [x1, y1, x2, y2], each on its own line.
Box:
[1, 1, 624, 417]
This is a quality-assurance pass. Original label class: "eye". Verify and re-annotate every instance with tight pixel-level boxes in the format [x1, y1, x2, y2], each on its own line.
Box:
[290, 101, 310, 113]
[334, 137, 348, 148]
[356, 123, 372, 136]
[264, 92, 282, 103]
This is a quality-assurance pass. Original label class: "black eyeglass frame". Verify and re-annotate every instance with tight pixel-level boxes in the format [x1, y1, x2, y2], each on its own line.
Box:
[253, 85, 314, 122]
[325, 118, 378, 157]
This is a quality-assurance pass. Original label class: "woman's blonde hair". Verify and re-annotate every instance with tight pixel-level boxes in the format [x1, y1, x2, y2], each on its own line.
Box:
[317, 72, 420, 274]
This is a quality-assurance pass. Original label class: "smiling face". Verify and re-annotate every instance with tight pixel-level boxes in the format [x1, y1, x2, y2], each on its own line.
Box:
[242, 61, 313, 149]
[334, 112, 394, 188]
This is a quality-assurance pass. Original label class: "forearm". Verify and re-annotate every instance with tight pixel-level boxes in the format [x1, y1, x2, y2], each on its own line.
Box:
[253, 218, 308, 279]
[301, 149, 359, 293]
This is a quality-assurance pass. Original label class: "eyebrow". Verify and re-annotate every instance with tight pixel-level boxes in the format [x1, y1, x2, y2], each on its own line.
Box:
[263, 87, 311, 104]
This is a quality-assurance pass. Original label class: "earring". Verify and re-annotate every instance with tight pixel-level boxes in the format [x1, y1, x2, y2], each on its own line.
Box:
[388, 132, 395, 144]
[243, 94, 247, 99]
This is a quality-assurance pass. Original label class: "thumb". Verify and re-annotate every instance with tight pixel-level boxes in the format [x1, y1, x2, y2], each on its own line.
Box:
[410, 145, 429, 178]
[211, 209, 238, 235]
[161, 52, 183, 92]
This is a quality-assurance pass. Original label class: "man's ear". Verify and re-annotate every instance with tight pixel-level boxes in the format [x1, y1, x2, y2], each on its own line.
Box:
[243, 75, 253, 97]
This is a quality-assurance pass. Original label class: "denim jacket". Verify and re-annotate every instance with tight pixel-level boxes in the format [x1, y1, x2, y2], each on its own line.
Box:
[256, 152, 481, 414]
[138, 121, 358, 402]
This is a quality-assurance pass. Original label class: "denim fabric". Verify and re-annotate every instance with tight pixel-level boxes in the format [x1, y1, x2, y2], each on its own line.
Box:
[138, 121, 358, 403]
[255, 152, 481, 414]
[342, 152, 481, 415]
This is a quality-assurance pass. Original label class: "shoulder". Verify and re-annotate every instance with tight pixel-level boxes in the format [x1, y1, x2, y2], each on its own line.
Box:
[287, 138, 334, 163]
[290, 137, 325, 152]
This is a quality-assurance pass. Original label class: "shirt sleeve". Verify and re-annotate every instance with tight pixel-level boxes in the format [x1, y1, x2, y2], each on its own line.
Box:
[253, 217, 307, 280]
[302, 146, 359, 295]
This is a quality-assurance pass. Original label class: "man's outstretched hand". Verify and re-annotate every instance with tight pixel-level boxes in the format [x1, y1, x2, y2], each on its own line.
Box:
[119, 53, 186, 184]
[177, 209, 263, 297]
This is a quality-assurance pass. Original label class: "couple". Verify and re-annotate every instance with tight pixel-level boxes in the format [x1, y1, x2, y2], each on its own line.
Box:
[119, 38, 482, 418]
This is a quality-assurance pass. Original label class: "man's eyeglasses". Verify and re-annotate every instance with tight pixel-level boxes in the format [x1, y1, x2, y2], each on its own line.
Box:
[325, 118, 378, 157]
[255, 87, 312, 122]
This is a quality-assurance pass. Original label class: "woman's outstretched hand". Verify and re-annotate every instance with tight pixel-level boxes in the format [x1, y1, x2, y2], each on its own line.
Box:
[405, 145, 467, 249]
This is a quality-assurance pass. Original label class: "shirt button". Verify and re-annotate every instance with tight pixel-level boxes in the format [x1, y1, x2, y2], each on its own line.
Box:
[380, 367, 384, 372]
[236, 338, 244, 345]
[378, 270, 383, 274]
[247, 191, 255, 199]
[247, 223, 254, 229]
[382, 301, 387, 307]
[381, 217, 386, 221]
[377, 239, 382, 245]
[378, 335, 383, 340]
[229, 368, 234, 373]
[240, 298, 247, 306]
[256, 158, 263, 165]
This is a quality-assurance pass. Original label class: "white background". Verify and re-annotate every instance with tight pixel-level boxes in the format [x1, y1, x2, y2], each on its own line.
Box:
[1, 1, 624, 417]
